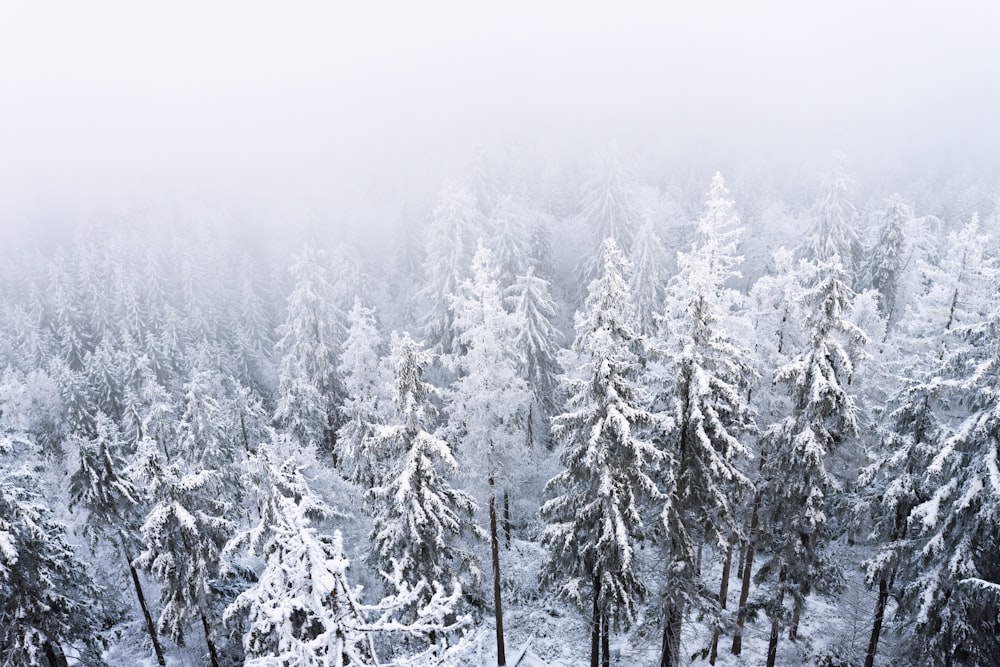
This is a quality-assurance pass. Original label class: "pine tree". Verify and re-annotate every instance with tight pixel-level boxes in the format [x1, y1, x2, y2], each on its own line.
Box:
[797, 157, 862, 280]
[447, 244, 533, 664]
[224, 435, 379, 666]
[134, 434, 234, 667]
[629, 209, 668, 337]
[506, 266, 563, 414]
[864, 195, 911, 323]
[336, 298, 389, 488]
[541, 239, 660, 667]
[275, 247, 344, 462]
[488, 196, 534, 290]
[755, 258, 867, 667]
[0, 439, 103, 667]
[68, 413, 166, 665]
[577, 147, 639, 285]
[651, 173, 755, 666]
[888, 312, 1000, 666]
[419, 182, 484, 354]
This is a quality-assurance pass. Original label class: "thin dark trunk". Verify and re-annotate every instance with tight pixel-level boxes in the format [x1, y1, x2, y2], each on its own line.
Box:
[591, 575, 602, 667]
[789, 603, 801, 641]
[736, 539, 746, 580]
[44, 642, 69, 667]
[696, 541, 703, 576]
[125, 548, 166, 666]
[864, 577, 890, 667]
[601, 613, 610, 667]
[201, 611, 221, 667]
[503, 489, 512, 549]
[765, 569, 787, 667]
[731, 493, 760, 656]
[709, 543, 734, 664]
[659, 604, 682, 667]
[489, 477, 506, 666]
[720, 543, 733, 608]
[239, 411, 250, 453]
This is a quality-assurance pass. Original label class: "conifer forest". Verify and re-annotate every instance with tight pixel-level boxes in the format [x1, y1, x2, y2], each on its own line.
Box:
[1, 4, 998, 667]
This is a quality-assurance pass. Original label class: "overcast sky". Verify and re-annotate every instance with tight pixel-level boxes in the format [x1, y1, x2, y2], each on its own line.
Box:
[2, 1, 998, 241]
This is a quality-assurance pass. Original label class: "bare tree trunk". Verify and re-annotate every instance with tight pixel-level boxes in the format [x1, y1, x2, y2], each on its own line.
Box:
[765, 569, 787, 667]
[709, 543, 734, 664]
[601, 613, 610, 667]
[125, 550, 166, 666]
[789, 603, 801, 641]
[659, 604, 683, 667]
[200, 611, 221, 667]
[503, 490, 512, 549]
[591, 575, 602, 667]
[864, 577, 889, 667]
[44, 642, 69, 667]
[731, 493, 760, 656]
[736, 539, 746, 580]
[489, 476, 506, 666]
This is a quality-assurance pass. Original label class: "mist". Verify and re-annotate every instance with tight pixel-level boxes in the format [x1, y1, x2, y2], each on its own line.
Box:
[2, 1, 998, 250]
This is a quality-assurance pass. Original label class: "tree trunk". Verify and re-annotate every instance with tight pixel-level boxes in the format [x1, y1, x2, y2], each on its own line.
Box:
[736, 539, 746, 580]
[864, 577, 889, 667]
[765, 569, 787, 667]
[601, 613, 610, 667]
[731, 493, 760, 656]
[126, 551, 166, 666]
[789, 603, 801, 641]
[659, 604, 683, 667]
[503, 489, 512, 549]
[489, 477, 506, 666]
[201, 611, 221, 667]
[591, 575, 602, 667]
[44, 642, 69, 667]
[709, 543, 734, 664]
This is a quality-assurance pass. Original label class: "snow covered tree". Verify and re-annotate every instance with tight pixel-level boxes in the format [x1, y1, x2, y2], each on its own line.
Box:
[651, 172, 755, 667]
[0, 439, 103, 667]
[418, 182, 484, 354]
[335, 298, 389, 488]
[577, 147, 639, 285]
[507, 266, 563, 414]
[275, 247, 344, 462]
[447, 244, 533, 664]
[68, 413, 166, 665]
[541, 238, 661, 667]
[629, 209, 668, 336]
[864, 195, 911, 323]
[755, 258, 867, 667]
[133, 434, 234, 667]
[886, 312, 1000, 666]
[370, 333, 479, 619]
[797, 157, 862, 280]
[487, 196, 534, 290]
[224, 435, 379, 666]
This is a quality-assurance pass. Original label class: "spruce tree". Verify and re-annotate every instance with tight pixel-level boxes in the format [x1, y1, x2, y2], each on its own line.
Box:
[541, 239, 660, 667]
[755, 259, 867, 667]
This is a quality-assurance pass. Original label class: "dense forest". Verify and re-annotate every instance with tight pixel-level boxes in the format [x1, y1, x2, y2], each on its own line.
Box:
[1, 147, 998, 667]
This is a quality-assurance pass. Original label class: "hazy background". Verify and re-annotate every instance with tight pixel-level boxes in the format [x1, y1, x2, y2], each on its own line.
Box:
[2, 1, 998, 249]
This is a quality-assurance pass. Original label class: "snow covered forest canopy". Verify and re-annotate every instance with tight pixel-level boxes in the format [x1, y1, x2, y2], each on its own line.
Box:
[2, 4, 1000, 667]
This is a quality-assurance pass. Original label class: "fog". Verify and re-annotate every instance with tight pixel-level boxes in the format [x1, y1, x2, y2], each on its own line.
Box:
[2, 1, 999, 248]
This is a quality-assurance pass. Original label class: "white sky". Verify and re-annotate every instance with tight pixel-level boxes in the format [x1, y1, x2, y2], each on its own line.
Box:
[1, 1, 998, 235]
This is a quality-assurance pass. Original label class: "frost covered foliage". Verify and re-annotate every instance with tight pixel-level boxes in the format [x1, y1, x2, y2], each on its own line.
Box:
[797, 157, 862, 278]
[756, 258, 868, 661]
[885, 313, 1000, 666]
[651, 173, 755, 664]
[577, 148, 639, 285]
[506, 265, 563, 413]
[542, 239, 660, 658]
[336, 298, 389, 488]
[371, 333, 479, 611]
[0, 440, 103, 667]
[225, 436, 379, 666]
[275, 247, 344, 459]
[419, 182, 484, 355]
